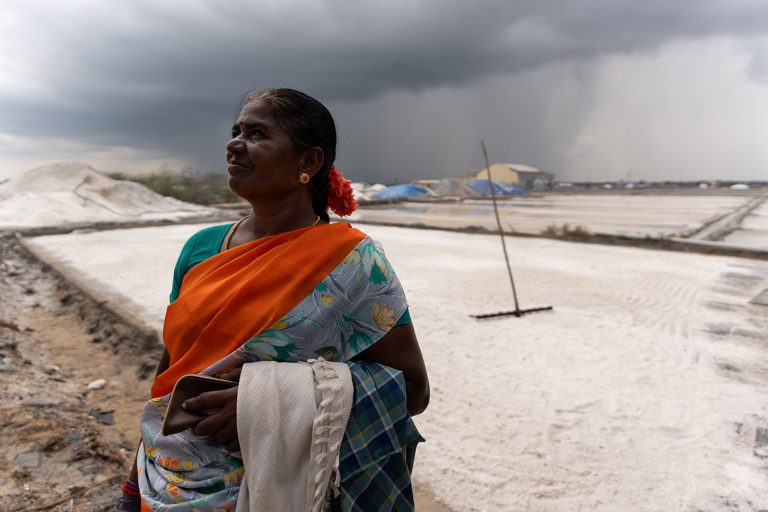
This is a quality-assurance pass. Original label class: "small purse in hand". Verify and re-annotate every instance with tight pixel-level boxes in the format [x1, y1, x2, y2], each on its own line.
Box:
[162, 374, 238, 436]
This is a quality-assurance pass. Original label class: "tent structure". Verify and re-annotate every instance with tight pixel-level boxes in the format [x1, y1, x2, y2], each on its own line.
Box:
[371, 183, 433, 199]
[433, 178, 480, 198]
[467, 179, 528, 196]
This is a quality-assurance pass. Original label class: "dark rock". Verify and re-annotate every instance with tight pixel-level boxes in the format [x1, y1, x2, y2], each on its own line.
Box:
[0, 338, 17, 350]
[12, 467, 31, 480]
[98, 412, 115, 425]
[42, 435, 68, 452]
[25, 399, 63, 408]
[78, 462, 101, 475]
[68, 485, 86, 495]
[66, 431, 82, 441]
[89, 409, 115, 425]
[15, 452, 41, 468]
[137, 360, 156, 380]
[0, 319, 20, 332]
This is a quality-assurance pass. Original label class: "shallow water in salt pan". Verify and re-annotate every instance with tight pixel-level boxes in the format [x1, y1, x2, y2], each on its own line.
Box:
[353, 194, 751, 239]
[723, 202, 768, 250]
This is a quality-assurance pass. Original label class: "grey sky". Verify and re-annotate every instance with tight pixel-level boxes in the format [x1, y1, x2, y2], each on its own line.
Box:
[2, 0, 768, 182]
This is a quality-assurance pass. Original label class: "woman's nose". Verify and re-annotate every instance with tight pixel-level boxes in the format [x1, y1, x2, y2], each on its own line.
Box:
[226, 137, 245, 155]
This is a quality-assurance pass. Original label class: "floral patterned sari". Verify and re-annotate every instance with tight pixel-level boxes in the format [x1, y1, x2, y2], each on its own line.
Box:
[137, 223, 408, 511]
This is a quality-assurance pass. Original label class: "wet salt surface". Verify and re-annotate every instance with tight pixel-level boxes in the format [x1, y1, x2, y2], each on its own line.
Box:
[723, 202, 768, 250]
[26, 223, 768, 511]
[352, 194, 750, 238]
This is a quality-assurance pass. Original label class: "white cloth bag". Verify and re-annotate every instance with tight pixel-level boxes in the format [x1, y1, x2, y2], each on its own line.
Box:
[235, 359, 353, 512]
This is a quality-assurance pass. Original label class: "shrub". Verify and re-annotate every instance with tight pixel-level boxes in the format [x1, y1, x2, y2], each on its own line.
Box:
[541, 223, 591, 238]
[109, 172, 239, 205]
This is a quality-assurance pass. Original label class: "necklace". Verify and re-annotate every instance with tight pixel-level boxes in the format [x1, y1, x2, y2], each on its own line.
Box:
[222, 216, 248, 251]
[224, 215, 322, 250]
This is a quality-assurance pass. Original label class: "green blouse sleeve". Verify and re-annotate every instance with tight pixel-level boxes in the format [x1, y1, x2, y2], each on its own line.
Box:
[395, 308, 411, 326]
[169, 223, 233, 302]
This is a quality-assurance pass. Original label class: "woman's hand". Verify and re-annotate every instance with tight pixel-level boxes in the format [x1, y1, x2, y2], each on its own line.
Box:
[183, 386, 240, 452]
[214, 366, 242, 382]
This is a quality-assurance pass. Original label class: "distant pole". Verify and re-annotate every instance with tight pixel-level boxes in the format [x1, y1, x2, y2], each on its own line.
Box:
[481, 140, 521, 315]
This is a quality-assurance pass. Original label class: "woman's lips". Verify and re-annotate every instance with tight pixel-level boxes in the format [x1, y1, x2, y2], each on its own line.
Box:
[227, 163, 250, 174]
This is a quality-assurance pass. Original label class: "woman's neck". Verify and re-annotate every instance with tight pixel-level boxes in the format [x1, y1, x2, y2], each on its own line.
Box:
[245, 205, 320, 239]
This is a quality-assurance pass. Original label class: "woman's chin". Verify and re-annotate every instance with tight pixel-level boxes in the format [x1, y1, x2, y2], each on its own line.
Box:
[227, 175, 249, 198]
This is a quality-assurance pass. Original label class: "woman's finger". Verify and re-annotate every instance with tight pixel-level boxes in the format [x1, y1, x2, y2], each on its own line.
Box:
[218, 367, 242, 382]
[194, 414, 239, 451]
[212, 421, 238, 444]
[183, 386, 238, 412]
[193, 406, 233, 435]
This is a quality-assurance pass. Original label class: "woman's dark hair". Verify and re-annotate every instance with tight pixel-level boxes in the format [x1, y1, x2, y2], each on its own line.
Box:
[241, 88, 336, 222]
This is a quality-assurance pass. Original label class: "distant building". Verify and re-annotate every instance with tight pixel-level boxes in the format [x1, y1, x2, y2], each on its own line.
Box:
[473, 163, 554, 190]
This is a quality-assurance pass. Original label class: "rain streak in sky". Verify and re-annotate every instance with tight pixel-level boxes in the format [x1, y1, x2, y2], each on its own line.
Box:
[2, 0, 768, 183]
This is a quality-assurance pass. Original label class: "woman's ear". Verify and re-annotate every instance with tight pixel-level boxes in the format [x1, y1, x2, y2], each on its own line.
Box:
[300, 147, 325, 178]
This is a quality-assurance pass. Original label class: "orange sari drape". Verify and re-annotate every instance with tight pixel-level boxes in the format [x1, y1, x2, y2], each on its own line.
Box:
[151, 222, 365, 398]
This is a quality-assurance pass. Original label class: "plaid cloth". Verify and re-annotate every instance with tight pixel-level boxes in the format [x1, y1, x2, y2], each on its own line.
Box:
[336, 362, 425, 512]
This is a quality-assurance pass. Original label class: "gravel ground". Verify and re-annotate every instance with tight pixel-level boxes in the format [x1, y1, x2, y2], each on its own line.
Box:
[0, 233, 159, 512]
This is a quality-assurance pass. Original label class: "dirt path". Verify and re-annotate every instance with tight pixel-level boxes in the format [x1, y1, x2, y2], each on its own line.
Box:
[0, 233, 449, 512]
[0, 233, 161, 511]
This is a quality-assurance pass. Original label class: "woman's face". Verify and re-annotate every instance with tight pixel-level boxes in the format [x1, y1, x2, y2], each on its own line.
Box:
[225, 99, 306, 202]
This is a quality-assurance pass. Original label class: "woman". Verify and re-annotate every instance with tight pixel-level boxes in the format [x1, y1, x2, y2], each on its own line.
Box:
[117, 88, 429, 511]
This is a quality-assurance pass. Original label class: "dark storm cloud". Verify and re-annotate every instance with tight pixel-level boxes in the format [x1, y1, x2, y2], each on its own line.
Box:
[3, 0, 768, 177]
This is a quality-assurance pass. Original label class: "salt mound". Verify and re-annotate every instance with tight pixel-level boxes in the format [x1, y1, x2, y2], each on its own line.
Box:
[0, 162, 219, 230]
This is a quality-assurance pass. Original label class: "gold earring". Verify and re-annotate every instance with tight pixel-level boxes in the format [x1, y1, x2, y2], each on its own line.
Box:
[299, 172, 310, 184]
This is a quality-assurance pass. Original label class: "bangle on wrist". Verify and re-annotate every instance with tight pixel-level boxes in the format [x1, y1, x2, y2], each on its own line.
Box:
[122, 479, 140, 496]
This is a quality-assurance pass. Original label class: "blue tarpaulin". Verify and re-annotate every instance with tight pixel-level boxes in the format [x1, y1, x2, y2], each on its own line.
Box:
[467, 179, 528, 196]
[371, 183, 432, 199]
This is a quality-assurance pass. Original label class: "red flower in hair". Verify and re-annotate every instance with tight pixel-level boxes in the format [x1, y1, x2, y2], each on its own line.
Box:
[327, 165, 358, 216]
